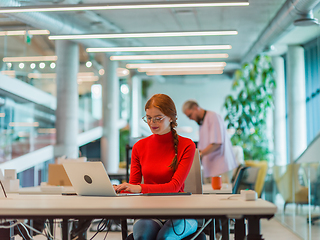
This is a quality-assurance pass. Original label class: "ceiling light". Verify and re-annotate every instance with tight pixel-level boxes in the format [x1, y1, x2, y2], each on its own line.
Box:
[86, 61, 92, 68]
[3, 56, 57, 62]
[127, 62, 226, 69]
[137, 67, 224, 72]
[110, 53, 229, 61]
[99, 69, 105, 76]
[293, 11, 319, 27]
[146, 70, 223, 76]
[9, 122, 39, 127]
[88, 45, 232, 53]
[0, 113, 5, 117]
[28, 72, 95, 79]
[49, 31, 237, 40]
[30, 63, 36, 69]
[19, 63, 24, 69]
[39, 62, 46, 69]
[117, 68, 130, 77]
[28, 73, 56, 79]
[0, 1, 249, 13]
[50, 62, 56, 69]
[91, 84, 102, 99]
[77, 76, 99, 83]
[38, 128, 56, 134]
[0, 30, 50, 36]
[1, 70, 15, 77]
[6, 63, 12, 68]
[120, 84, 129, 94]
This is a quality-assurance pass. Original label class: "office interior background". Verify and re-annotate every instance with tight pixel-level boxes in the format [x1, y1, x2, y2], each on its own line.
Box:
[0, 0, 319, 239]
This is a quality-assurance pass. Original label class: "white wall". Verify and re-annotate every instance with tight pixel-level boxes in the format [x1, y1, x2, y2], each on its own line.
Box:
[146, 74, 234, 141]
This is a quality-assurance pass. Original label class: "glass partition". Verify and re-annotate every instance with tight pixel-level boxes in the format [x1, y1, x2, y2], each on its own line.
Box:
[269, 162, 320, 240]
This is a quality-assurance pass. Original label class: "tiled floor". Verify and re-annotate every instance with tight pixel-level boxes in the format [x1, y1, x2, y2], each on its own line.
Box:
[16, 217, 302, 240]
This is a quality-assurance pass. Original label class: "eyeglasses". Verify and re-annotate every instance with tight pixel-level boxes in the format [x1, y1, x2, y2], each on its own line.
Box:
[142, 115, 166, 124]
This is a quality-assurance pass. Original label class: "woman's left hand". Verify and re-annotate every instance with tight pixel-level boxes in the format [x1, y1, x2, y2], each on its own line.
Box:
[114, 183, 142, 193]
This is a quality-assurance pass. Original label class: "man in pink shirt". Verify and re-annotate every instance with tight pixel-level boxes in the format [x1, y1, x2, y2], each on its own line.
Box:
[182, 100, 238, 179]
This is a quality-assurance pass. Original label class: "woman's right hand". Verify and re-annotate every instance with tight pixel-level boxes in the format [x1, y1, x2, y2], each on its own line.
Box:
[114, 183, 142, 193]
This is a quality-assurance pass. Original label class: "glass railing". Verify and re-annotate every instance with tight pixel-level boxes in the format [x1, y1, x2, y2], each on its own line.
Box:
[0, 89, 102, 163]
[263, 162, 320, 240]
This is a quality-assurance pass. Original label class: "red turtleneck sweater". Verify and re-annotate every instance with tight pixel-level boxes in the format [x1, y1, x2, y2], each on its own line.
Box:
[129, 131, 196, 193]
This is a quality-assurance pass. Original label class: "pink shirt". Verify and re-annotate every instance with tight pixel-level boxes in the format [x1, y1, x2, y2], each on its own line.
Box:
[198, 111, 238, 177]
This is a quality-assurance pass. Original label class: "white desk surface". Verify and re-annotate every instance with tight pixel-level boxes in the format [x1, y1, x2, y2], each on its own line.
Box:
[202, 183, 233, 194]
[0, 194, 277, 218]
[11, 186, 76, 195]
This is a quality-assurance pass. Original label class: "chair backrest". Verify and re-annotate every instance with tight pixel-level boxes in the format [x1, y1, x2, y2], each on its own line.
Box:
[245, 160, 268, 197]
[273, 163, 306, 202]
[232, 165, 248, 194]
[184, 149, 203, 194]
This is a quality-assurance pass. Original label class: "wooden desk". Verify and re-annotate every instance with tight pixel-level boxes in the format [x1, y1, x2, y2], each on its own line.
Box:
[0, 193, 276, 240]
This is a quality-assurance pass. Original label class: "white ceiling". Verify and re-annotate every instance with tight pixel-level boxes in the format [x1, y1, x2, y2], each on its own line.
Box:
[0, 0, 319, 75]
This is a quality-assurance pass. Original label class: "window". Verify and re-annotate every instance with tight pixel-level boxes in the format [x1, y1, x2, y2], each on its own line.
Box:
[304, 38, 320, 144]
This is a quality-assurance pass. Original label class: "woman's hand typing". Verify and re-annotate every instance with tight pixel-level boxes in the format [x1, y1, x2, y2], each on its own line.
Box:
[114, 183, 142, 194]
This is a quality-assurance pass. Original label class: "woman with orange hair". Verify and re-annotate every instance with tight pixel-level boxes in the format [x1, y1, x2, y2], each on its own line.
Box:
[115, 94, 198, 240]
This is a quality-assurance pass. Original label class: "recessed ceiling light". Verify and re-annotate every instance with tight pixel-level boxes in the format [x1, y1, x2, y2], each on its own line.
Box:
[19, 63, 25, 69]
[117, 68, 130, 77]
[86, 61, 92, 68]
[50, 62, 56, 69]
[87, 45, 232, 53]
[0, 1, 249, 13]
[30, 63, 36, 69]
[39, 62, 46, 69]
[99, 69, 105, 76]
[120, 84, 129, 94]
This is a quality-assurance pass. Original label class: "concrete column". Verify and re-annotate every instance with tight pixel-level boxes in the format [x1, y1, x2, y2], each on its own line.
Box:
[287, 45, 307, 163]
[101, 55, 119, 173]
[55, 40, 79, 159]
[272, 56, 287, 166]
[130, 75, 142, 138]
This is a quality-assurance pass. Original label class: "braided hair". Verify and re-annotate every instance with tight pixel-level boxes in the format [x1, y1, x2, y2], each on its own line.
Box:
[145, 94, 179, 171]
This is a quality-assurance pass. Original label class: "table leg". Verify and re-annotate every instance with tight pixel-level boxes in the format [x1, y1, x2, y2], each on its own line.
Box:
[234, 218, 245, 240]
[246, 216, 263, 240]
[209, 218, 215, 240]
[121, 219, 128, 240]
[221, 218, 229, 240]
[0, 221, 14, 240]
[29, 219, 33, 237]
[62, 218, 68, 240]
[48, 219, 54, 240]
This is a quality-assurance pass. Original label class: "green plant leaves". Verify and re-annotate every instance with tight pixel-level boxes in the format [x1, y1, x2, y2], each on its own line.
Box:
[223, 54, 276, 161]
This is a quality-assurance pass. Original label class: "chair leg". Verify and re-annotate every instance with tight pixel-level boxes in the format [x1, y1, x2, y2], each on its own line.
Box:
[284, 202, 288, 213]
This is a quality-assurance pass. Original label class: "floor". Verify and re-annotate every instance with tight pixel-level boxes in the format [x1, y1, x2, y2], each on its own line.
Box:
[15, 217, 302, 240]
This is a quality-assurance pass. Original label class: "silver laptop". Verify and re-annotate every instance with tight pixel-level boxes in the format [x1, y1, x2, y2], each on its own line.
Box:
[63, 161, 140, 197]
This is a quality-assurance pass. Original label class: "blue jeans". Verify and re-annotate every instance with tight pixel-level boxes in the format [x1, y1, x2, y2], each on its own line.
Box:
[133, 219, 198, 240]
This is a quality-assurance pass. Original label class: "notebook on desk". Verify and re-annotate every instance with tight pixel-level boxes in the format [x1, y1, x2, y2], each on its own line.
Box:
[63, 161, 141, 197]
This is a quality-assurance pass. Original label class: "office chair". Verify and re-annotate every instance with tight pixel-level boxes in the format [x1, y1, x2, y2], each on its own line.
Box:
[232, 165, 249, 194]
[184, 149, 203, 194]
[273, 164, 308, 213]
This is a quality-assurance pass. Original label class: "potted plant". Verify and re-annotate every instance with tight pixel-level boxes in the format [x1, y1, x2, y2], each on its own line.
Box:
[223, 54, 276, 162]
